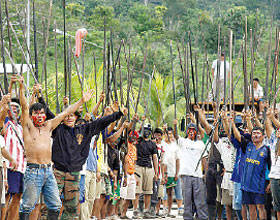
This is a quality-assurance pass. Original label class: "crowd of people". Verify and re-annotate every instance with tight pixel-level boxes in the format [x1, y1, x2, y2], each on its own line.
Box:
[0, 73, 279, 220]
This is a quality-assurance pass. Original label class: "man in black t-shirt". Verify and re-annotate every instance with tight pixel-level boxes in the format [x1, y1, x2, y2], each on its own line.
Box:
[133, 124, 159, 219]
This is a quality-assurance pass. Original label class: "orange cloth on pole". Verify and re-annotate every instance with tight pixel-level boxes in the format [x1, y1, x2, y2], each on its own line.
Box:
[75, 28, 88, 58]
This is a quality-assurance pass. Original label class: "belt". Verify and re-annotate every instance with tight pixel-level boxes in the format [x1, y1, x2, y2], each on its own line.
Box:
[226, 170, 233, 173]
[27, 163, 51, 169]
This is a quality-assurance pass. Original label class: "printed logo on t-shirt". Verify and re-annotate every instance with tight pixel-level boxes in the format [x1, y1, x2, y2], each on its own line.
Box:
[260, 152, 264, 157]
[76, 134, 84, 145]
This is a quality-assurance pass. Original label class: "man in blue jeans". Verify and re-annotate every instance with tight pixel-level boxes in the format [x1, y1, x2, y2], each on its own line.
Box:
[17, 76, 94, 219]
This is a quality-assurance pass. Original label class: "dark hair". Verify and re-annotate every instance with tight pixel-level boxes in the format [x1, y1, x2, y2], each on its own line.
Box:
[11, 98, 20, 104]
[167, 127, 173, 131]
[252, 126, 264, 135]
[253, 78, 259, 82]
[29, 103, 46, 116]
[221, 52, 225, 57]
[154, 128, 163, 135]
[76, 118, 86, 125]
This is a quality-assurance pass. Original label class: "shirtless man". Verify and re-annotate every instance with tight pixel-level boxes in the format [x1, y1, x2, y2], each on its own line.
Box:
[17, 76, 94, 220]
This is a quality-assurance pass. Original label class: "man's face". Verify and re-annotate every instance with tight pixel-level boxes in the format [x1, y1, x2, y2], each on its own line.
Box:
[220, 55, 224, 61]
[31, 108, 46, 127]
[63, 113, 78, 128]
[8, 103, 19, 119]
[187, 127, 197, 140]
[251, 130, 264, 144]
[253, 80, 258, 88]
[167, 130, 174, 141]
[154, 132, 162, 144]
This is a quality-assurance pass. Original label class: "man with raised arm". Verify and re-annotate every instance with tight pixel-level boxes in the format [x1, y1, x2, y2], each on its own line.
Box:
[231, 114, 271, 220]
[17, 76, 94, 220]
[52, 99, 127, 219]
[173, 119, 208, 220]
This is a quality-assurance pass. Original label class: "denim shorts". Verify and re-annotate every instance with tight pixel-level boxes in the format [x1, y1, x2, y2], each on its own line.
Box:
[271, 178, 280, 211]
[163, 177, 183, 200]
[19, 165, 62, 214]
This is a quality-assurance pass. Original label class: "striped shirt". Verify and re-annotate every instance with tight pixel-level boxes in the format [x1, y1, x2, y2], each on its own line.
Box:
[4, 118, 26, 174]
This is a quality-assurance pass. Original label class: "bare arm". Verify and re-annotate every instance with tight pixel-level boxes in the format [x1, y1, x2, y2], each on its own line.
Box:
[189, 112, 205, 139]
[194, 105, 212, 135]
[213, 119, 219, 143]
[268, 108, 280, 129]
[245, 111, 253, 133]
[222, 113, 230, 137]
[231, 117, 241, 142]
[175, 159, 180, 180]
[8, 76, 17, 96]
[1, 147, 17, 170]
[106, 122, 128, 144]
[152, 154, 159, 177]
[19, 79, 33, 127]
[265, 108, 275, 138]
[255, 115, 263, 128]
[49, 90, 93, 130]
[92, 92, 105, 117]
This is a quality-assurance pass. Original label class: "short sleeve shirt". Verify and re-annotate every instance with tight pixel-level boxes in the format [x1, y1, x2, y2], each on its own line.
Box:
[177, 137, 206, 178]
[162, 141, 180, 177]
[136, 140, 157, 168]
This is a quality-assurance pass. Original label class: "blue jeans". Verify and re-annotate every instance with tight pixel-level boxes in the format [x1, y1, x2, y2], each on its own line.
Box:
[233, 182, 242, 210]
[19, 166, 61, 214]
[79, 174, 85, 203]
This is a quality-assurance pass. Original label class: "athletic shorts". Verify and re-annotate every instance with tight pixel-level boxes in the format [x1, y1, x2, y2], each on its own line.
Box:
[7, 169, 24, 194]
[166, 177, 177, 189]
[271, 179, 280, 212]
[135, 165, 154, 194]
[120, 174, 136, 200]
[242, 190, 265, 205]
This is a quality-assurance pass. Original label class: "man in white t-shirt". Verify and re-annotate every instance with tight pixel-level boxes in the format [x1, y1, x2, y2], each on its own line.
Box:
[210, 53, 230, 101]
[161, 127, 183, 217]
[174, 121, 208, 220]
[252, 78, 264, 113]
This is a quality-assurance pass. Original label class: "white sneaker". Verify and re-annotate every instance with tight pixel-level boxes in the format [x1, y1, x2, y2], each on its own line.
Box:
[178, 207, 184, 216]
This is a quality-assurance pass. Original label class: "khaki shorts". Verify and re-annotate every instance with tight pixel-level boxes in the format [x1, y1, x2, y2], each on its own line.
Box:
[135, 165, 154, 195]
[222, 189, 232, 205]
[95, 180, 102, 199]
[96, 175, 107, 198]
